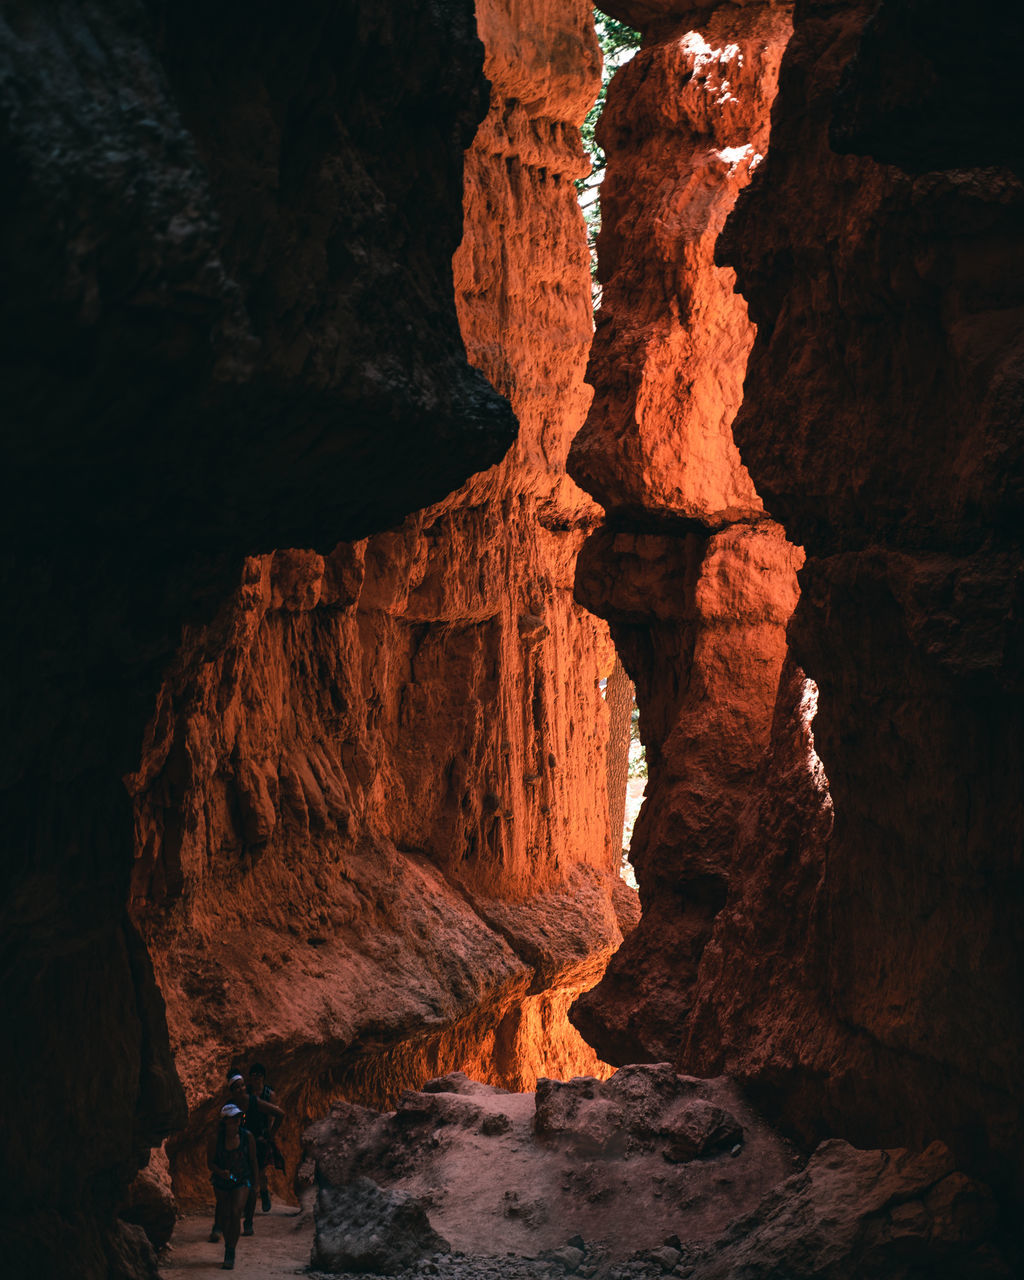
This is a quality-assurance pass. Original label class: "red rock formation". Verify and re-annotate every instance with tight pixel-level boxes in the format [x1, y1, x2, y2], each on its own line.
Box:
[567, 1, 811, 1073]
[569, 2, 788, 527]
[11, 0, 1019, 1271]
[128, 0, 634, 1209]
[575, 0, 1024, 1214]
[0, 3, 517, 1276]
[715, 0, 1024, 1188]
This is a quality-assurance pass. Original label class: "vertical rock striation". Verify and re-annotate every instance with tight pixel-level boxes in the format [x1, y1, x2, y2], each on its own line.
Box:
[574, 0, 1024, 1211]
[567, 0, 812, 1076]
[128, 0, 633, 1207]
[715, 0, 1024, 1187]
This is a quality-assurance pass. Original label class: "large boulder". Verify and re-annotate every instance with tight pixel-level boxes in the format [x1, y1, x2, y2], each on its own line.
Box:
[683, 1139, 1006, 1280]
[305, 1067, 795, 1262]
[311, 1176, 450, 1274]
[120, 1145, 176, 1252]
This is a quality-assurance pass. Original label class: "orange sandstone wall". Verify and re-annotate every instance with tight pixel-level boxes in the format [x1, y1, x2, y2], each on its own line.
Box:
[0, 3, 519, 1275]
[573, 0, 1024, 1202]
[129, 0, 633, 1207]
[716, 0, 1024, 1186]
[568, 0, 810, 1065]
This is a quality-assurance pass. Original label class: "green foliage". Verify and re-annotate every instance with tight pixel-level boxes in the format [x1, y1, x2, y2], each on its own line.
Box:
[627, 705, 647, 780]
[579, 12, 641, 183]
[577, 10, 641, 298]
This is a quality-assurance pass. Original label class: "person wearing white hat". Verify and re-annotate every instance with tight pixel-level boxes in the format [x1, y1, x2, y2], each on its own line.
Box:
[207, 1102, 258, 1270]
[208, 1072, 249, 1245]
[211, 1068, 285, 1242]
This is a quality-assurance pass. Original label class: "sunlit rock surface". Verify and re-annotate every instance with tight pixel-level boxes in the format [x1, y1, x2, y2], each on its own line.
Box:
[568, 3, 788, 525]
[576, 0, 1024, 1218]
[128, 0, 633, 1209]
[567, 0, 818, 1084]
[7, 0, 1021, 1273]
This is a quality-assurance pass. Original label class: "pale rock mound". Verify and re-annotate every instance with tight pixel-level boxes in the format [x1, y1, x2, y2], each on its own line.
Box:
[303, 1065, 796, 1272]
[303, 1068, 1009, 1280]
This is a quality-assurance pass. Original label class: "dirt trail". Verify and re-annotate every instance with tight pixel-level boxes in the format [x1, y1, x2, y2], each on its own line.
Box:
[160, 1208, 312, 1279]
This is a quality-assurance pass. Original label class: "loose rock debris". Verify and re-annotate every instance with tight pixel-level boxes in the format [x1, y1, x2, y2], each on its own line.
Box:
[302, 1064, 791, 1276]
[302, 1065, 1011, 1279]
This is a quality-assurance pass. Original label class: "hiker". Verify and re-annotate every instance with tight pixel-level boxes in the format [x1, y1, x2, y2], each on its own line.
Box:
[207, 1102, 258, 1271]
[209, 1071, 248, 1244]
[243, 1061, 285, 1234]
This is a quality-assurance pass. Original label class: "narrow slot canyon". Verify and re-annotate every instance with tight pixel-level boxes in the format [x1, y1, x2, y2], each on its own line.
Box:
[1, 2, 1021, 1279]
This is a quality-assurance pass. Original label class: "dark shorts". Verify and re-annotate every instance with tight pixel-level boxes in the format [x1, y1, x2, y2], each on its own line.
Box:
[254, 1135, 286, 1172]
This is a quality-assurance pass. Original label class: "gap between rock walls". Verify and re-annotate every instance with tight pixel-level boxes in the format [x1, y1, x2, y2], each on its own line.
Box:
[2, 2, 1022, 1279]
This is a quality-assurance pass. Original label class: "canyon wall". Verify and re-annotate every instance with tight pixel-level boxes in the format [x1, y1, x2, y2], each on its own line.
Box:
[8, 0, 1019, 1273]
[568, 0, 811, 1065]
[128, 0, 632, 1210]
[572, 0, 1023, 1206]
[0, 2, 523, 1275]
[718, 0, 1024, 1188]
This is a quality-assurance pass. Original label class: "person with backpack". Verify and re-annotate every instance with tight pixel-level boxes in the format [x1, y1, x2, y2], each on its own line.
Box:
[209, 1070, 248, 1244]
[243, 1061, 284, 1233]
[207, 1102, 258, 1271]
[210, 1068, 284, 1241]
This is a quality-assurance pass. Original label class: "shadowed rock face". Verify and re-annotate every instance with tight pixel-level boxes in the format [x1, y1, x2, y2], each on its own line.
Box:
[312, 1176, 451, 1275]
[678, 1139, 1006, 1280]
[0, 1, 515, 1275]
[7, 0, 1022, 1272]
[829, 0, 1024, 174]
[718, 0, 1024, 1187]
[572, 0, 1024, 1219]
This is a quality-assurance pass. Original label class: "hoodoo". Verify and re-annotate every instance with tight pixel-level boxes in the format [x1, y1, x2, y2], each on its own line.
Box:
[567, 0, 813, 1078]
[571, 0, 1023, 1235]
[1, 0, 1022, 1277]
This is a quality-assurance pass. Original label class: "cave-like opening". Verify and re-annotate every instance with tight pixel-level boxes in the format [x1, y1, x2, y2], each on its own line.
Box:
[5, 2, 1022, 1277]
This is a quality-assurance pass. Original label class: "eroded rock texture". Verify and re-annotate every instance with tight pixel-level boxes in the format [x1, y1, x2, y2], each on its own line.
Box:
[678, 1139, 1006, 1280]
[569, 1, 789, 527]
[715, 0, 1024, 1189]
[567, 0, 816, 1075]
[575, 0, 1024, 1220]
[306, 1068, 1007, 1278]
[0, 2, 517, 1275]
[127, 0, 632, 1209]
[304, 1065, 796, 1268]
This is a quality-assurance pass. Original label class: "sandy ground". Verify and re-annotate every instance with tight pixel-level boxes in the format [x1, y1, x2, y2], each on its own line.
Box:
[160, 1208, 312, 1279]
[390, 1083, 789, 1259]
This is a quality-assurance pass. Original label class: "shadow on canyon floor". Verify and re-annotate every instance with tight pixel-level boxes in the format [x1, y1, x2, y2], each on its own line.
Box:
[161, 1208, 310, 1278]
